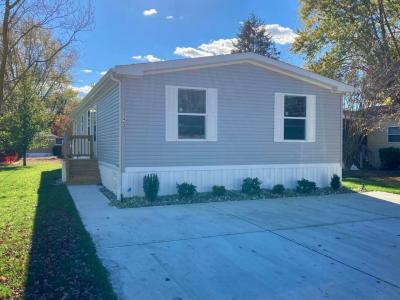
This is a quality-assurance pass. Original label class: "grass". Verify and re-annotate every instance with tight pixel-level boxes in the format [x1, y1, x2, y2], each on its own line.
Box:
[342, 177, 400, 194]
[0, 160, 116, 299]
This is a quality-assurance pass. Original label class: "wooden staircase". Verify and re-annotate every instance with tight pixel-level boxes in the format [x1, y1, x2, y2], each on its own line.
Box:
[65, 159, 101, 184]
[62, 134, 101, 185]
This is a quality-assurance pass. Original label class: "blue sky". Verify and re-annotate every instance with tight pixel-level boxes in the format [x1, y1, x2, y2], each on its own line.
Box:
[71, 0, 304, 95]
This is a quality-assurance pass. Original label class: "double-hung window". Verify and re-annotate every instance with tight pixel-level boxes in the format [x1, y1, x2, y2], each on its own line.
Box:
[388, 126, 400, 142]
[274, 93, 316, 142]
[87, 110, 91, 136]
[178, 89, 206, 139]
[165, 85, 218, 141]
[284, 95, 307, 140]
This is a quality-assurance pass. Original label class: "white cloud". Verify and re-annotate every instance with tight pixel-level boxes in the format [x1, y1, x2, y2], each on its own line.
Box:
[173, 24, 297, 59]
[131, 54, 164, 63]
[261, 24, 298, 45]
[71, 85, 92, 95]
[100, 71, 107, 75]
[174, 38, 236, 58]
[81, 69, 93, 73]
[143, 9, 157, 16]
[166, 15, 174, 20]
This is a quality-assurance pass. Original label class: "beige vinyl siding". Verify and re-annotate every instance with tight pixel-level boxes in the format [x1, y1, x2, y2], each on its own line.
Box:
[368, 120, 400, 168]
[97, 84, 120, 166]
[121, 63, 342, 167]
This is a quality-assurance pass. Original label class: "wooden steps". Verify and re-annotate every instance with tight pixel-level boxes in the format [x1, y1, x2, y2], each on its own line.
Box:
[65, 159, 101, 185]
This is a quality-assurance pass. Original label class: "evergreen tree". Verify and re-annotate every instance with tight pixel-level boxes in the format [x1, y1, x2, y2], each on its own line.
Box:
[232, 14, 279, 59]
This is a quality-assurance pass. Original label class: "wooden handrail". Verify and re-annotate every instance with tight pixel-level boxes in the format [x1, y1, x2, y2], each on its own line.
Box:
[62, 134, 93, 159]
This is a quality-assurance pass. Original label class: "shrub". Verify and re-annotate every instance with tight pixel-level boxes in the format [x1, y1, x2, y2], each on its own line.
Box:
[176, 182, 197, 198]
[241, 177, 262, 195]
[212, 185, 226, 196]
[296, 178, 317, 193]
[330, 174, 341, 190]
[379, 147, 400, 170]
[272, 184, 285, 194]
[143, 174, 159, 201]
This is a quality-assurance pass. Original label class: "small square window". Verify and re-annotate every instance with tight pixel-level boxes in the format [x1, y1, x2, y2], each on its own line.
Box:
[178, 89, 206, 113]
[178, 115, 205, 139]
[284, 95, 306, 117]
[284, 119, 306, 140]
[388, 126, 400, 142]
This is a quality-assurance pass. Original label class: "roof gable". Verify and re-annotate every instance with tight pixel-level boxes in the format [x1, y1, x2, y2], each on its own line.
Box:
[113, 53, 354, 93]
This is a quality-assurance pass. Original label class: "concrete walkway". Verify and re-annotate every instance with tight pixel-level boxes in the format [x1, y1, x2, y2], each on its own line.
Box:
[68, 186, 400, 300]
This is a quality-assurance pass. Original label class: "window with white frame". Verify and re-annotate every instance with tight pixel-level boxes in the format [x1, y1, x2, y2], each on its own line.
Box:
[87, 110, 91, 135]
[81, 115, 84, 133]
[274, 93, 316, 142]
[284, 95, 307, 140]
[178, 89, 206, 139]
[92, 110, 97, 142]
[165, 85, 218, 141]
[388, 126, 400, 142]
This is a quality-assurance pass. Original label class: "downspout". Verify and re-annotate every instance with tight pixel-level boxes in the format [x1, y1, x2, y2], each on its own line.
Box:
[110, 72, 123, 200]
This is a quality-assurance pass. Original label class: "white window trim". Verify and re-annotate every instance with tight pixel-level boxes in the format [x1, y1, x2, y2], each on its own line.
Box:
[388, 126, 400, 143]
[274, 92, 316, 143]
[166, 85, 218, 142]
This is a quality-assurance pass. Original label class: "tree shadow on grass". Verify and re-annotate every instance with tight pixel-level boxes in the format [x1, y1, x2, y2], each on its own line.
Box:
[24, 169, 116, 299]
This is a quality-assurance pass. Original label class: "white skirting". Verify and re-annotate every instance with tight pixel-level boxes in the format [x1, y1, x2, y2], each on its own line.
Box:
[122, 163, 342, 197]
[98, 161, 120, 197]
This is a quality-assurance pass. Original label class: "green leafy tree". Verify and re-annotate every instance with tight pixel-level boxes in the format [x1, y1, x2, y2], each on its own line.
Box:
[232, 14, 280, 59]
[292, 0, 400, 168]
[0, 75, 49, 166]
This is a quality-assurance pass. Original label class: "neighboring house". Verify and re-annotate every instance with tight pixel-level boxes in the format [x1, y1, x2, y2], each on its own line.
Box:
[366, 118, 400, 168]
[70, 53, 353, 198]
[27, 134, 63, 157]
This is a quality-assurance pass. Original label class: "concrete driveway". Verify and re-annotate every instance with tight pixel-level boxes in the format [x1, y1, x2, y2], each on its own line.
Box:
[68, 186, 400, 300]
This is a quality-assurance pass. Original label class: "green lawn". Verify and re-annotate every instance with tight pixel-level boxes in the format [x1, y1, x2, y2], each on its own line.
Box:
[342, 177, 400, 194]
[0, 160, 115, 299]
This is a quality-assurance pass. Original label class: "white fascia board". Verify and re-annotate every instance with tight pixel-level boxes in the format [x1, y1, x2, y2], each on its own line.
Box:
[71, 70, 116, 119]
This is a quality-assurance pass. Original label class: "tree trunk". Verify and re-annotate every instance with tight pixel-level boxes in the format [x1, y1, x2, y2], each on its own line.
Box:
[0, 0, 11, 113]
[22, 147, 27, 166]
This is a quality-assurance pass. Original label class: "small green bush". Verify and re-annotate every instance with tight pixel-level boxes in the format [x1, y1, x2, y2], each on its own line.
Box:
[272, 184, 285, 194]
[241, 177, 262, 195]
[330, 174, 341, 190]
[212, 185, 226, 196]
[379, 147, 400, 170]
[176, 182, 197, 198]
[296, 178, 317, 193]
[143, 174, 159, 201]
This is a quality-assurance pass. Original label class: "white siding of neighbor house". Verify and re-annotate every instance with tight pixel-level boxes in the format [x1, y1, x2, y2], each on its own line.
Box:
[97, 84, 120, 166]
[368, 120, 400, 168]
[121, 62, 342, 167]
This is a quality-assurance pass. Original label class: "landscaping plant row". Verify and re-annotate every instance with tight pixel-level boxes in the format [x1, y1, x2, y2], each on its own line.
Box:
[109, 174, 345, 208]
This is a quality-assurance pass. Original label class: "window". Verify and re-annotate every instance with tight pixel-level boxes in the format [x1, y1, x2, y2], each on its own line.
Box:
[274, 93, 316, 143]
[92, 110, 97, 142]
[284, 95, 307, 140]
[388, 126, 400, 142]
[178, 89, 206, 139]
[87, 110, 91, 135]
[81, 116, 84, 133]
[166, 85, 218, 142]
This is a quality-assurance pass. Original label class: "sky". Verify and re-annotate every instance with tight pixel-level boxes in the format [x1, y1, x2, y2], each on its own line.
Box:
[71, 0, 304, 96]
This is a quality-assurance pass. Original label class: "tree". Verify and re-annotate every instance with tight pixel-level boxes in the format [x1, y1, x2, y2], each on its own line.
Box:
[232, 14, 280, 59]
[0, 0, 93, 114]
[291, 0, 400, 168]
[0, 74, 49, 166]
